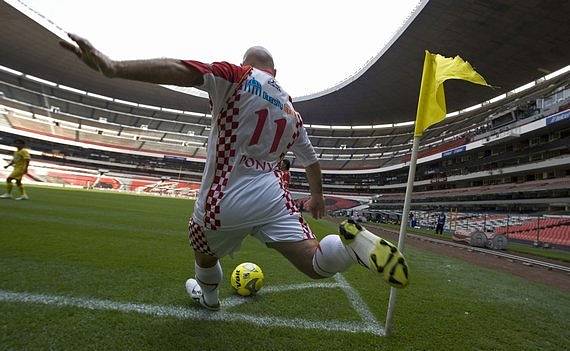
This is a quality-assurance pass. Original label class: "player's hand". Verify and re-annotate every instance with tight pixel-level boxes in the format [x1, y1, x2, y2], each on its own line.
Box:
[60, 33, 117, 77]
[306, 194, 325, 219]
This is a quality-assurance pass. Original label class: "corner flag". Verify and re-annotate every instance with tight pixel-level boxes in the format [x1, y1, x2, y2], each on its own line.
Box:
[385, 51, 490, 336]
[414, 50, 490, 137]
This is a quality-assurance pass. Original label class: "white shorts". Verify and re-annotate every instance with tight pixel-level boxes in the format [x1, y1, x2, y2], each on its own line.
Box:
[188, 213, 315, 257]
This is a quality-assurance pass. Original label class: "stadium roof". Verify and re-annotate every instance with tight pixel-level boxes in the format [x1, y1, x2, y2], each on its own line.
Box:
[1, 0, 569, 125]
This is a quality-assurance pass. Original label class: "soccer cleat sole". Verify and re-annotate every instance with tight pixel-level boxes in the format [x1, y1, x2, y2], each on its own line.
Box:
[369, 239, 409, 289]
[338, 219, 362, 240]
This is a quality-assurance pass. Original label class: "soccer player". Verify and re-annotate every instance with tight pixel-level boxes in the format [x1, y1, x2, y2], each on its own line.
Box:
[62, 34, 409, 310]
[1, 138, 30, 200]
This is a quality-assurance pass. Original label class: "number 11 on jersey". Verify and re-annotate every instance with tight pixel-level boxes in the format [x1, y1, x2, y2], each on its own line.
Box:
[248, 108, 286, 153]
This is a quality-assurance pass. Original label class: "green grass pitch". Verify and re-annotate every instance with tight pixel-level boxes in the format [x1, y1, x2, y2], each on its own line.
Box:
[1, 186, 569, 350]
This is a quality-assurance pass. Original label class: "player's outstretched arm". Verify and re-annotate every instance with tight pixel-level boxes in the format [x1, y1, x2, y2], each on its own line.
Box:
[305, 161, 325, 219]
[60, 33, 202, 86]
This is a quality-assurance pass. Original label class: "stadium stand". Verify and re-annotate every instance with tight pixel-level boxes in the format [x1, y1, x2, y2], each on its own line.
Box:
[1, 53, 569, 214]
[495, 217, 570, 246]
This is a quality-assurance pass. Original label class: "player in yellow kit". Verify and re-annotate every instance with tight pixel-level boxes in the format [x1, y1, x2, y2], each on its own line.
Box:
[1, 139, 30, 200]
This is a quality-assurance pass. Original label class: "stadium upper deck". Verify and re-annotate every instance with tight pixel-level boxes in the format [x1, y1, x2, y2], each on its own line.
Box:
[0, 67, 568, 170]
[1, 0, 569, 212]
[1, 68, 568, 214]
[1, 0, 569, 125]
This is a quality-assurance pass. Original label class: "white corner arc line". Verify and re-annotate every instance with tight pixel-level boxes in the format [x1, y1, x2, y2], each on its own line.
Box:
[335, 274, 380, 325]
[0, 276, 384, 336]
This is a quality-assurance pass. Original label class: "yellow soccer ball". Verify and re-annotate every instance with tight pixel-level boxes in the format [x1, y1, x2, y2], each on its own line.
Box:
[230, 262, 264, 296]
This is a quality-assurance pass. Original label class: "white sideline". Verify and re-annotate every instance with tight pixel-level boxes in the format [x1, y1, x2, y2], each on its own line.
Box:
[0, 275, 384, 336]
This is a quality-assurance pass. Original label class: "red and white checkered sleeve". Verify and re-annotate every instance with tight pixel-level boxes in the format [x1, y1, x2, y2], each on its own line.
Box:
[291, 126, 318, 167]
[181, 60, 249, 102]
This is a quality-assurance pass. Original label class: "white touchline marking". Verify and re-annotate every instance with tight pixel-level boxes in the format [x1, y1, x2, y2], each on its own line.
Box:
[0, 275, 384, 336]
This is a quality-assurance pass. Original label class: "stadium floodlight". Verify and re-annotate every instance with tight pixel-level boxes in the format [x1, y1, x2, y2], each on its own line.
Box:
[25, 74, 57, 87]
[0, 65, 23, 76]
[510, 81, 535, 95]
[183, 111, 205, 117]
[331, 125, 352, 130]
[114, 98, 138, 107]
[462, 104, 481, 113]
[138, 103, 161, 110]
[162, 107, 184, 114]
[373, 123, 393, 129]
[58, 84, 87, 95]
[311, 124, 332, 129]
[352, 125, 373, 130]
[87, 92, 114, 101]
[488, 94, 507, 104]
[544, 65, 570, 81]
[393, 121, 414, 127]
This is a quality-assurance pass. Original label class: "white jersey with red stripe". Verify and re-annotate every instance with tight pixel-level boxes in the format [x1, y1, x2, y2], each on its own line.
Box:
[183, 60, 317, 231]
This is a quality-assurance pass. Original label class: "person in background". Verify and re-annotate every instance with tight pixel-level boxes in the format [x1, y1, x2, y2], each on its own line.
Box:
[435, 212, 446, 235]
[410, 212, 417, 228]
[1, 138, 31, 200]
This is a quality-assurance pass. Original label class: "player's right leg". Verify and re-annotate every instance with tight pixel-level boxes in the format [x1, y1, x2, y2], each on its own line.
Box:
[265, 218, 409, 288]
[339, 219, 409, 288]
[267, 236, 352, 279]
[0, 177, 14, 199]
[14, 178, 29, 201]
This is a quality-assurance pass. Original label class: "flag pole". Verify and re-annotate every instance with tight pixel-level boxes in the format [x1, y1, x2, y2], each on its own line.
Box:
[384, 134, 421, 336]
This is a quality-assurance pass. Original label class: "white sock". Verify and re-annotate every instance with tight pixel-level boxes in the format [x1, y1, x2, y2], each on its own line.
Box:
[195, 261, 222, 305]
[312, 235, 353, 277]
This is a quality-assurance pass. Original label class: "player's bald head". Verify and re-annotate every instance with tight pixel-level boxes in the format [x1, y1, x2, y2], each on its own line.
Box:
[243, 46, 275, 73]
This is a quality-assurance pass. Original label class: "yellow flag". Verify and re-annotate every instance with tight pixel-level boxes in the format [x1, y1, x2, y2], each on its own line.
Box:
[414, 50, 490, 137]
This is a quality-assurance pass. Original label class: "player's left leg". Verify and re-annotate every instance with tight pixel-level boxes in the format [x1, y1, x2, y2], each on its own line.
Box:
[186, 219, 223, 310]
[0, 177, 14, 199]
[186, 218, 250, 310]
[186, 251, 223, 310]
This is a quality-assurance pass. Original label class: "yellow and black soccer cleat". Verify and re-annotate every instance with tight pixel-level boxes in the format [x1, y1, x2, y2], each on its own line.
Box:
[339, 219, 409, 288]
